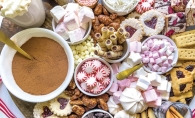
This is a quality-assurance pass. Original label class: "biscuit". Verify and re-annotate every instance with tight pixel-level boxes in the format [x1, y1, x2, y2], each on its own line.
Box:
[175, 34, 195, 48]
[178, 48, 195, 60]
[169, 91, 193, 104]
[166, 68, 193, 96]
[147, 108, 156, 118]
[49, 93, 72, 116]
[141, 110, 147, 118]
[171, 30, 195, 40]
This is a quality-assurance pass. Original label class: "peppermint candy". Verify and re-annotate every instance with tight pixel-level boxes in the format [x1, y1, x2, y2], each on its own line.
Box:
[101, 66, 110, 76]
[80, 81, 87, 91]
[91, 82, 103, 94]
[102, 77, 110, 87]
[96, 69, 106, 81]
[76, 71, 87, 82]
[82, 61, 95, 74]
[92, 60, 102, 70]
[86, 76, 97, 88]
[140, 2, 152, 11]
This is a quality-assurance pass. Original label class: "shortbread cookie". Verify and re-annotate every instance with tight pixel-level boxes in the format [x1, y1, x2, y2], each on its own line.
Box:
[141, 110, 147, 118]
[49, 93, 72, 116]
[171, 29, 195, 40]
[175, 34, 195, 48]
[127, 11, 141, 19]
[147, 108, 156, 118]
[33, 102, 59, 118]
[166, 68, 193, 96]
[120, 18, 144, 42]
[178, 48, 195, 60]
[169, 91, 193, 104]
[139, 9, 165, 36]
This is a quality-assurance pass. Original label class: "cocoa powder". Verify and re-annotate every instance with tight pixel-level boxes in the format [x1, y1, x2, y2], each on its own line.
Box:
[12, 37, 68, 95]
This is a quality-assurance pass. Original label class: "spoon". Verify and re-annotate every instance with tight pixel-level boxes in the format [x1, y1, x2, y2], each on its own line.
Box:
[0, 31, 34, 60]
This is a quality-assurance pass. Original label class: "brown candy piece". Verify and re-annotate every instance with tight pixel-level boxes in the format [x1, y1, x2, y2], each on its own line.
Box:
[82, 95, 97, 109]
[70, 100, 83, 105]
[96, 94, 109, 103]
[98, 99, 108, 111]
[72, 105, 85, 116]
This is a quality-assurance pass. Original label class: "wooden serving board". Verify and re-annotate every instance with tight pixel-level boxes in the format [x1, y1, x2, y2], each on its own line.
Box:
[2, 1, 195, 118]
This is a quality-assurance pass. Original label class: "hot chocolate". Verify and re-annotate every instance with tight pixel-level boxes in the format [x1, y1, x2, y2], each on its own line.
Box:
[12, 37, 68, 95]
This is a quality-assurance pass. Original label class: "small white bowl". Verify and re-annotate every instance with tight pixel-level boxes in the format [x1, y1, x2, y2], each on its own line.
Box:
[52, 5, 92, 45]
[82, 109, 113, 118]
[141, 35, 178, 74]
[103, 40, 130, 63]
[74, 57, 113, 96]
[0, 28, 74, 102]
[102, 0, 139, 16]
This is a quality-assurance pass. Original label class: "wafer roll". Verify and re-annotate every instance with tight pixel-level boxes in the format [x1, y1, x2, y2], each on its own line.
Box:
[95, 33, 104, 42]
[111, 45, 123, 51]
[108, 27, 115, 36]
[105, 39, 113, 50]
[94, 49, 107, 57]
[118, 32, 129, 44]
[115, 28, 124, 39]
[106, 51, 123, 59]
[97, 41, 107, 51]
[110, 34, 117, 45]
[101, 27, 109, 39]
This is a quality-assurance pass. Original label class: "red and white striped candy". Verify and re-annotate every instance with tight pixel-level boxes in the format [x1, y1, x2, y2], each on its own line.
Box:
[136, 4, 145, 14]
[140, 2, 152, 11]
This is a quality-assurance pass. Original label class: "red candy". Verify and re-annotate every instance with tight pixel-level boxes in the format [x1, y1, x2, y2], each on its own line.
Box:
[136, 0, 153, 14]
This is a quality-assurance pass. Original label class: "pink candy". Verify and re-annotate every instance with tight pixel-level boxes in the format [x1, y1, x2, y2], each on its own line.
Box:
[117, 79, 131, 91]
[129, 41, 142, 53]
[113, 91, 122, 104]
[109, 83, 118, 93]
[143, 89, 158, 102]
[147, 96, 162, 108]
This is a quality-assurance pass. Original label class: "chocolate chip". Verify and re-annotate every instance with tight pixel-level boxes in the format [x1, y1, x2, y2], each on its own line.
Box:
[176, 71, 185, 79]
[179, 84, 186, 91]
[185, 65, 195, 72]
[166, 74, 172, 81]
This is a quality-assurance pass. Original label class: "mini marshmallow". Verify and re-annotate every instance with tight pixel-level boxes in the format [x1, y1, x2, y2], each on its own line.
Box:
[160, 92, 170, 100]
[167, 82, 171, 92]
[117, 79, 131, 91]
[153, 64, 160, 71]
[68, 28, 86, 43]
[136, 75, 151, 91]
[148, 72, 161, 86]
[113, 74, 118, 83]
[55, 22, 69, 40]
[113, 91, 122, 104]
[161, 66, 167, 73]
[118, 62, 131, 73]
[65, 3, 79, 13]
[109, 82, 119, 93]
[147, 40, 153, 47]
[141, 54, 145, 58]
[163, 60, 169, 67]
[63, 11, 80, 31]
[142, 57, 149, 63]
[129, 82, 137, 88]
[147, 97, 162, 108]
[158, 46, 167, 55]
[150, 58, 155, 64]
[153, 52, 159, 59]
[161, 56, 167, 62]
[155, 58, 162, 64]
[151, 44, 159, 51]
[133, 67, 148, 78]
[128, 76, 138, 82]
[78, 6, 94, 24]
[142, 45, 148, 51]
[149, 52, 153, 58]
[168, 46, 175, 52]
[143, 89, 158, 102]
[130, 41, 142, 53]
[148, 63, 153, 69]
[144, 51, 149, 56]
[168, 55, 174, 64]
[157, 79, 168, 93]
[166, 49, 172, 56]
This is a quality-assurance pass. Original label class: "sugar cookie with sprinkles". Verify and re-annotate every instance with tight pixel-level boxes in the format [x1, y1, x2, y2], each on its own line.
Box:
[33, 102, 59, 118]
[139, 9, 165, 36]
[49, 93, 72, 117]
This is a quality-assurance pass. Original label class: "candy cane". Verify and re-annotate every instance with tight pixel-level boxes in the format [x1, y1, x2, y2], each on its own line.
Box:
[0, 99, 16, 118]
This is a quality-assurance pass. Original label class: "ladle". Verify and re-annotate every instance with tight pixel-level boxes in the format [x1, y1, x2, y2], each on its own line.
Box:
[0, 30, 33, 60]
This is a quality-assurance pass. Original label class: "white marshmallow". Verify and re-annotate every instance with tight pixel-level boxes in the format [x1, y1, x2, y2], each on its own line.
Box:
[159, 46, 167, 55]
[157, 79, 168, 93]
[166, 82, 171, 92]
[80, 23, 88, 30]
[136, 75, 151, 91]
[160, 92, 170, 100]
[50, 6, 67, 23]
[142, 45, 148, 51]
[63, 11, 80, 31]
[68, 28, 86, 43]
[125, 52, 142, 67]
[118, 62, 131, 73]
[78, 6, 94, 23]
[148, 72, 161, 86]
[65, 3, 79, 13]
[133, 67, 148, 78]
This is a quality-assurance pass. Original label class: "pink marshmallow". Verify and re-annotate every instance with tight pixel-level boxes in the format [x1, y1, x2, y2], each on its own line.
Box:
[161, 56, 167, 62]
[147, 40, 153, 47]
[149, 58, 155, 64]
[117, 79, 131, 91]
[141, 45, 148, 51]
[151, 44, 159, 51]
[149, 52, 153, 58]
[166, 50, 172, 56]
[163, 60, 169, 67]
[144, 51, 149, 56]
[147, 97, 162, 108]
[113, 91, 122, 104]
[128, 76, 138, 82]
[168, 46, 175, 52]
[111, 63, 119, 74]
[168, 55, 174, 64]
[142, 57, 149, 63]
[109, 82, 119, 93]
[143, 89, 158, 102]
[129, 81, 137, 88]
[153, 64, 160, 71]
[145, 85, 153, 91]
[141, 54, 145, 58]
[161, 66, 167, 73]
[155, 58, 162, 64]
[148, 63, 153, 69]
[159, 43, 165, 48]
[130, 41, 142, 53]
[157, 67, 162, 72]
[55, 22, 67, 33]
[153, 52, 159, 59]
[158, 46, 167, 55]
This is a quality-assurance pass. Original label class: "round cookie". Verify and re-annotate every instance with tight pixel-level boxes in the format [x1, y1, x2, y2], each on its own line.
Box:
[127, 12, 141, 19]
[165, 68, 193, 96]
[33, 102, 59, 118]
[49, 93, 72, 117]
[139, 9, 165, 36]
[120, 18, 144, 42]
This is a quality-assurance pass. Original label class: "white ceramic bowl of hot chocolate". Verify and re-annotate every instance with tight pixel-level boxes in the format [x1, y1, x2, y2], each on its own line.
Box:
[0, 28, 74, 102]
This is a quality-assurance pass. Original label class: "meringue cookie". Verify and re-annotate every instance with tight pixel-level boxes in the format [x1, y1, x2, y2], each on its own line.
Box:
[119, 88, 148, 115]
[114, 110, 130, 118]
[107, 96, 123, 115]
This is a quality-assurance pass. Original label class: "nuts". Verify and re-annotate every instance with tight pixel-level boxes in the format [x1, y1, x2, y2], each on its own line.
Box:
[98, 99, 108, 111]
[72, 105, 85, 116]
